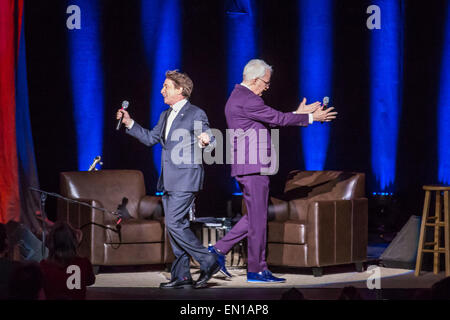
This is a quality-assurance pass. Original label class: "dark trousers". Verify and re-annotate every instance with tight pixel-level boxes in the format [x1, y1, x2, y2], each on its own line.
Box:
[215, 174, 270, 273]
[162, 191, 215, 281]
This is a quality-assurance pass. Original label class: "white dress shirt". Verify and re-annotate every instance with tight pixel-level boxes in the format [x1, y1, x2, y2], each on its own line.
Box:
[165, 99, 187, 140]
[126, 99, 207, 147]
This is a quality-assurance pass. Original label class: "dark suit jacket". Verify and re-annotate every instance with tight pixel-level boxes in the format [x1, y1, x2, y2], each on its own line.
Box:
[225, 84, 309, 177]
[127, 101, 213, 192]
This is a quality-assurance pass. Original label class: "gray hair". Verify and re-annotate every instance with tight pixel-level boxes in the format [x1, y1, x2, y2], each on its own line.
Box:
[243, 59, 273, 81]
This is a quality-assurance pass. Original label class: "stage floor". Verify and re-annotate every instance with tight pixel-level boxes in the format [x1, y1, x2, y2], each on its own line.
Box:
[84, 235, 447, 300]
[86, 263, 447, 300]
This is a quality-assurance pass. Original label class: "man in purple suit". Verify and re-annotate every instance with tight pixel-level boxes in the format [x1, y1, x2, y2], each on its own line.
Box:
[208, 59, 337, 283]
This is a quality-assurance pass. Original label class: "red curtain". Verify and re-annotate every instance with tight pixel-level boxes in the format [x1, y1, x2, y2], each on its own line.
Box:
[0, 0, 23, 223]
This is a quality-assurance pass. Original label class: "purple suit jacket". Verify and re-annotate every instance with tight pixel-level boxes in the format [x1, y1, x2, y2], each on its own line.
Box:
[225, 84, 309, 177]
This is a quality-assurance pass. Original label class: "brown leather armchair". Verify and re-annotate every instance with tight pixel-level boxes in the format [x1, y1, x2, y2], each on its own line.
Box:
[266, 170, 368, 276]
[57, 170, 174, 268]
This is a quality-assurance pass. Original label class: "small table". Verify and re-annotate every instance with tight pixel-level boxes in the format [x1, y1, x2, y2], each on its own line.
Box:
[191, 217, 246, 267]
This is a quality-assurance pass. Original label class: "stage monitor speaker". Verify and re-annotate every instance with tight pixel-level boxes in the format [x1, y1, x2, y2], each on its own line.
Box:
[380, 215, 421, 269]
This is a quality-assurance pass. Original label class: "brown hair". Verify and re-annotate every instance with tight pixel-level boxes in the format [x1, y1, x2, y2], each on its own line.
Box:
[46, 221, 78, 266]
[165, 70, 193, 98]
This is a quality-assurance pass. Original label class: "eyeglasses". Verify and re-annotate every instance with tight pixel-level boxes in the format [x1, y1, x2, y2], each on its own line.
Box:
[257, 78, 270, 87]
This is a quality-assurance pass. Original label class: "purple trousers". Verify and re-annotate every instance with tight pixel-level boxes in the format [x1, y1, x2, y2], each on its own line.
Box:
[215, 174, 269, 273]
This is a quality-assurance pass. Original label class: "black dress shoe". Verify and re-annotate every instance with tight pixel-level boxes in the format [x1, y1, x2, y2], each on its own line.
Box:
[194, 262, 221, 289]
[159, 278, 194, 289]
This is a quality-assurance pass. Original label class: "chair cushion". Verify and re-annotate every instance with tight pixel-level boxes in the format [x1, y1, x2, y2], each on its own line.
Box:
[268, 220, 306, 245]
[105, 219, 163, 244]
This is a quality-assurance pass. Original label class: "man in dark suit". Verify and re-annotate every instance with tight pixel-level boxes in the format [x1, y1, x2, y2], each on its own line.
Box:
[209, 59, 337, 283]
[117, 70, 220, 289]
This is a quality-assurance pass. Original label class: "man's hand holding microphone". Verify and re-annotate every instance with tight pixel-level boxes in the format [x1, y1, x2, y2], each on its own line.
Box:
[294, 96, 338, 123]
[116, 101, 132, 129]
[116, 109, 132, 127]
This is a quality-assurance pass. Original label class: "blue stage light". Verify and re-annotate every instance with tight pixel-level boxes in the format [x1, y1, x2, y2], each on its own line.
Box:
[438, 2, 450, 185]
[298, 0, 333, 170]
[226, 0, 257, 194]
[226, 0, 257, 94]
[68, 0, 104, 171]
[141, 0, 181, 174]
[369, 0, 403, 192]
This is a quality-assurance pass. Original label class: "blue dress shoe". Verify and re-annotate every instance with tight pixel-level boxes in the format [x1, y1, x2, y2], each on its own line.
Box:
[247, 270, 286, 283]
[208, 245, 232, 278]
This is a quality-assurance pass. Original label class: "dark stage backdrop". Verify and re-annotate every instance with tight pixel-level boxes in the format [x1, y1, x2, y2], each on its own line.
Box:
[22, 0, 448, 224]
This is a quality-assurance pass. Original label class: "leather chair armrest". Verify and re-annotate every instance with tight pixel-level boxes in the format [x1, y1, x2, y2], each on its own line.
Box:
[138, 196, 163, 221]
[57, 198, 107, 264]
[306, 198, 368, 267]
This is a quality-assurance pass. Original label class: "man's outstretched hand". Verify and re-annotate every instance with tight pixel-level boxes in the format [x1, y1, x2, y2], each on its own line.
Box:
[295, 97, 321, 114]
[312, 106, 338, 122]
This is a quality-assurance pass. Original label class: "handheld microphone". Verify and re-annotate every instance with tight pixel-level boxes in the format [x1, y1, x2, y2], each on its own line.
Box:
[322, 96, 329, 110]
[321, 97, 330, 124]
[116, 100, 129, 130]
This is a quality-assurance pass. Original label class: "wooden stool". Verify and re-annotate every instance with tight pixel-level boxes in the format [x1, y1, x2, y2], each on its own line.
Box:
[415, 185, 450, 276]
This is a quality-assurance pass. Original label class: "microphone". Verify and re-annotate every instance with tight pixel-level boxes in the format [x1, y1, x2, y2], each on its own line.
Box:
[88, 155, 103, 171]
[322, 96, 329, 110]
[116, 197, 131, 220]
[116, 100, 129, 130]
[321, 96, 330, 124]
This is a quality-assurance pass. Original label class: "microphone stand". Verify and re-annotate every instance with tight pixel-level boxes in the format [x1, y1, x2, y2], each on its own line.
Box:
[39, 192, 47, 257]
[29, 187, 122, 248]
